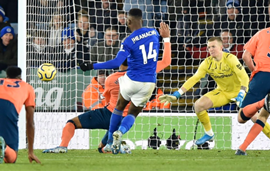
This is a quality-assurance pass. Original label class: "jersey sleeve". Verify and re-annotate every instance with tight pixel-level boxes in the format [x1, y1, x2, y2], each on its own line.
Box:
[244, 31, 260, 56]
[156, 42, 171, 73]
[24, 84, 36, 108]
[93, 40, 131, 69]
[182, 60, 208, 91]
[228, 54, 249, 89]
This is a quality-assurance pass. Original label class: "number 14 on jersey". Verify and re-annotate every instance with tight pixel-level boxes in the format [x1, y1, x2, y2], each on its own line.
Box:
[139, 42, 157, 64]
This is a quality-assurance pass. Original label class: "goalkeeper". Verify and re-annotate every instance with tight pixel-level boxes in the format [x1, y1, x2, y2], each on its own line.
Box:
[160, 37, 249, 145]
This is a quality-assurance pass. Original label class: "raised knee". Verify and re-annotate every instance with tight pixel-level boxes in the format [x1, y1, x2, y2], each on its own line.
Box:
[237, 110, 249, 124]
[67, 120, 77, 129]
[194, 101, 205, 113]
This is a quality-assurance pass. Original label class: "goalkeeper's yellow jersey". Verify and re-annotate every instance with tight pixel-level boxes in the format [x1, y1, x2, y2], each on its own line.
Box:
[182, 52, 249, 92]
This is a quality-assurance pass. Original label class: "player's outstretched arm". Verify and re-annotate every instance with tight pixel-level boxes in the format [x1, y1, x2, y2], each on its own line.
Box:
[156, 22, 171, 73]
[25, 106, 41, 164]
[159, 60, 208, 106]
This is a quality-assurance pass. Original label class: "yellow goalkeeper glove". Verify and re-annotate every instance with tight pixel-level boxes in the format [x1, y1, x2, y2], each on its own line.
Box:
[159, 91, 181, 106]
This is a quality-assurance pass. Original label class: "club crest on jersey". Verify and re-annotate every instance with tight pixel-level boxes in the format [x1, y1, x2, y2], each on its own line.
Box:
[236, 64, 242, 70]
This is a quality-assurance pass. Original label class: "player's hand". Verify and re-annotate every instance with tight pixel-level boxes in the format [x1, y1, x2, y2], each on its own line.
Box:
[159, 22, 170, 38]
[159, 91, 181, 106]
[231, 90, 245, 107]
[28, 152, 41, 164]
[80, 62, 94, 71]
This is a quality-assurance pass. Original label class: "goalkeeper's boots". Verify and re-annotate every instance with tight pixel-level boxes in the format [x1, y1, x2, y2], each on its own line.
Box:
[42, 146, 67, 153]
[101, 144, 112, 154]
[195, 133, 214, 146]
[235, 149, 247, 156]
[119, 141, 131, 154]
[112, 130, 123, 154]
[0, 136, 5, 164]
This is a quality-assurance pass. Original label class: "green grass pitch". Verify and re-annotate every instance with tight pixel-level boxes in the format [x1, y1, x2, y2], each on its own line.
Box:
[1, 149, 269, 171]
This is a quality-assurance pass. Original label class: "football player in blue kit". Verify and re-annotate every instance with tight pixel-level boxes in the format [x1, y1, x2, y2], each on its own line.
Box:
[80, 8, 166, 154]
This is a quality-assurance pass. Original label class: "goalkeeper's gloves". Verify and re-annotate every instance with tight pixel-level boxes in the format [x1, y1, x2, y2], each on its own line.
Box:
[159, 91, 181, 106]
[80, 62, 94, 71]
[231, 90, 245, 107]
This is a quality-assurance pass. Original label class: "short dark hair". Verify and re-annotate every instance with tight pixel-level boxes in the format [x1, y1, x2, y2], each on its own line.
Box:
[6, 66, 22, 78]
[105, 26, 118, 33]
[122, 59, 128, 66]
[98, 70, 109, 76]
[129, 8, 142, 18]
[118, 10, 126, 15]
[221, 30, 233, 36]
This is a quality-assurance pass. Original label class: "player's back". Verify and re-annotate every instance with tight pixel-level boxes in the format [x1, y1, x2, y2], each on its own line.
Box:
[124, 28, 160, 83]
[0, 78, 35, 114]
[244, 27, 270, 72]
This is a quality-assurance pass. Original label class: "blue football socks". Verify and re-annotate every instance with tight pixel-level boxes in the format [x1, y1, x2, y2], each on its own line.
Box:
[118, 114, 136, 134]
[108, 109, 123, 144]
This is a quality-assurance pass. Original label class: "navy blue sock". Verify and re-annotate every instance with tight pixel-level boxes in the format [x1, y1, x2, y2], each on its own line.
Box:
[101, 131, 109, 145]
[108, 109, 123, 144]
[118, 114, 136, 134]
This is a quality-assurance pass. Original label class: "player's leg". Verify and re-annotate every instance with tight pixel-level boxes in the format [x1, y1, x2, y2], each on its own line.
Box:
[43, 108, 112, 153]
[238, 72, 270, 123]
[112, 80, 155, 154]
[195, 89, 233, 145]
[236, 94, 270, 155]
[105, 93, 130, 150]
[0, 100, 18, 163]
[251, 112, 270, 138]
[4, 145, 17, 163]
[112, 102, 144, 154]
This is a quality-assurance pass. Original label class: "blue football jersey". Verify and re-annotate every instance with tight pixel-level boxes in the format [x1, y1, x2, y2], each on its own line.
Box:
[121, 28, 160, 83]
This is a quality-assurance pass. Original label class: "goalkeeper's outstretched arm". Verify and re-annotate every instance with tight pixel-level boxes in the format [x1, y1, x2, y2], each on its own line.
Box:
[159, 61, 207, 105]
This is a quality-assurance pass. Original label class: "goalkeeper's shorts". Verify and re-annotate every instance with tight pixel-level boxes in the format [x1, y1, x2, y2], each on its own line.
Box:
[242, 72, 270, 108]
[204, 89, 238, 108]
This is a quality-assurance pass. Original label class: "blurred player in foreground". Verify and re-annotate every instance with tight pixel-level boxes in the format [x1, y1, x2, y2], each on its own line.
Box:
[42, 21, 171, 153]
[235, 27, 270, 155]
[0, 66, 40, 164]
[159, 37, 249, 146]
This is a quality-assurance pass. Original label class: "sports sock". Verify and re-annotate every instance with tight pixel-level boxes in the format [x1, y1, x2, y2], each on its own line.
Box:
[262, 122, 270, 138]
[239, 120, 265, 151]
[60, 122, 75, 147]
[242, 99, 265, 120]
[196, 110, 213, 136]
[108, 109, 123, 143]
[4, 145, 17, 163]
[118, 114, 136, 134]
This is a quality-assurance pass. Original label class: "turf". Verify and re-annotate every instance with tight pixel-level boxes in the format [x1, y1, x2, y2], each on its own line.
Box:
[0, 149, 269, 171]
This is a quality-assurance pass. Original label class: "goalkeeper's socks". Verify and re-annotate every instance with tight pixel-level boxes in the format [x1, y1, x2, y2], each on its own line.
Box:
[60, 122, 75, 147]
[196, 110, 212, 133]
[108, 109, 123, 141]
[118, 114, 136, 134]
[241, 99, 265, 120]
[262, 122, 270, 138]
[239, 119, 265, 151]
[4, 145, 17, 163]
